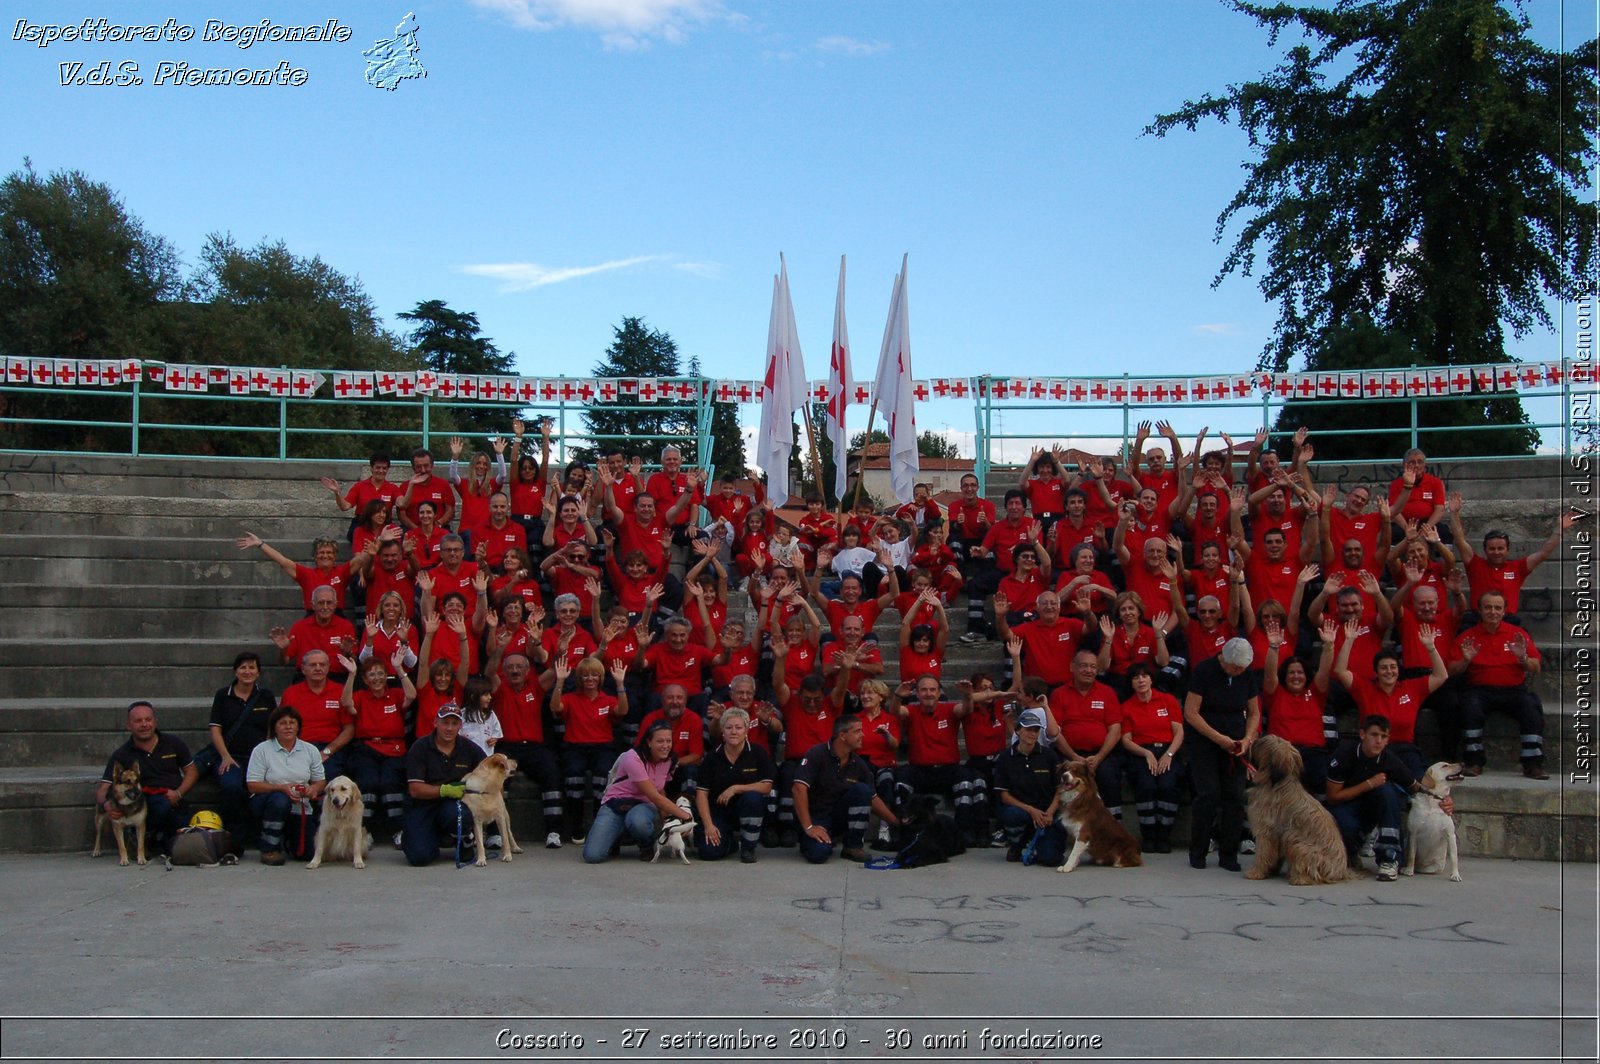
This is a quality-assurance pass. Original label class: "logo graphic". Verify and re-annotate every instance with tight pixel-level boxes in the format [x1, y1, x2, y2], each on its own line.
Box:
[363, 12, 425, 90]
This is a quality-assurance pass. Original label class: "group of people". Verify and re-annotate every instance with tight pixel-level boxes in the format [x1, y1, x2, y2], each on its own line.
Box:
[95, 417, 1572, 877]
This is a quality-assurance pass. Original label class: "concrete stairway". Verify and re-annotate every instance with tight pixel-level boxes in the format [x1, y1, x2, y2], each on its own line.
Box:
[0, 452, 1592, 860]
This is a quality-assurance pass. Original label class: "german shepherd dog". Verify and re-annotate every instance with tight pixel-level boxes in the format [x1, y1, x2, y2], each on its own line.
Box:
[92, 763, 149, 866]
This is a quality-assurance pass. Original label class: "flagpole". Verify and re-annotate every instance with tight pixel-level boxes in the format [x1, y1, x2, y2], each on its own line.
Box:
[841, 397, 880, 517]
[799, 400, 824, 500]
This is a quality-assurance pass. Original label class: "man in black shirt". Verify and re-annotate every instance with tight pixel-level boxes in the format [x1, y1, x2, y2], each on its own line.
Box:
[401, 705, 486, 867]
[691, 707, 776, 863]
[793, 716, 901, 863]
[1325, 715, 1416, 882]
[993, 708, 1067, 864]
[98, 701, 197, 853]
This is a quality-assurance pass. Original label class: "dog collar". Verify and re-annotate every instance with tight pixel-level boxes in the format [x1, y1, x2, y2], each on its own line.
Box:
[1417, 788, 1445, 801]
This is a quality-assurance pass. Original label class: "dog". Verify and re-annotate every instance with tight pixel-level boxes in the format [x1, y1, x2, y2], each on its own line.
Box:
[651, 796, 695, 864]
[1055, 761, 1142, 872]
[306, 776, 371, 869]
[91, 763, 148, 866]
[1245, 735, 1352, 885]
[461, 754, 522, 866]
[891, 793, 967, 867]
[1403, 760, 1464, 882]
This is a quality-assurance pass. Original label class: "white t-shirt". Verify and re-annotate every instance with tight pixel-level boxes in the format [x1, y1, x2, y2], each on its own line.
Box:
[460, 711, 503, 756]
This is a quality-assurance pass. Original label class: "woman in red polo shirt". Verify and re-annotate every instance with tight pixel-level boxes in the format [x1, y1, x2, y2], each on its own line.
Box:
[1261, 618, 1337, 796]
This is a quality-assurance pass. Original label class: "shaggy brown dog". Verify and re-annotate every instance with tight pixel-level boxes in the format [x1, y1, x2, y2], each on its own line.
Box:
[1055, 761, 1142, 872]
[1245, 736, 1352, 885]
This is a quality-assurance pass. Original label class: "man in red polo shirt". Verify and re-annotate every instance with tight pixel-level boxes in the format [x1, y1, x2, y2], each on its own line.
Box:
[996, 590, 1092, 690]
[272, 586, 357, 680]
[278, 649, 353, 780]
[637, 684, 706, 771]
[638, 617, 714, 709]
[1388, 448, 1447, 536]
[822, 616, 885, 699]
[490, 651, 566, 848]
[895, 674, 986, 846]
[604, 486, 692, 612]
[946, 474, 995, 570]
[1046, 648, 1125, 820]
[1321, 483, 1388, 568]
[1127, 419, 1184, 518]
[1449, 590, 1549, 779]
[396, 448, 456, 530]
[1334, 627, 1448, 781]
[1450, 498, 1578, 621]
[963, 490, 1041, 643]
[419, 535, 481, 615]
[474, 492, 527, 574]
[769, 671, 840, 846]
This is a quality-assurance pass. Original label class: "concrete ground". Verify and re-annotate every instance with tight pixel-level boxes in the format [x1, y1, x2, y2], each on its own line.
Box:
[1, 842, 1596, 1064]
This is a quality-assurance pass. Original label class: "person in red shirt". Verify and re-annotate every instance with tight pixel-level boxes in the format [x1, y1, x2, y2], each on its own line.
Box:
[996, 543, 1049, 622]
[239, 532, 355, 613]
[597, 450, 644, 533]
[507, 418, 553, 549]
[1320, 483, 1389, 568]
[769, 672, 840, 845]
[395, 448, 456, 530]
[1247, 478, 1318, 560]
[910, 522, 965, 603]
[1119, 534, 1185, 628]
[541, 542, 601, 618]
[448, 435, 507, 548]
[419, 536, 482, 616]
[542, 492, 600, 555]
[418, 598, 485, 683]
[795, 493, 840, 574]
[1449, 590, 1548, 779]
[708, 617, 758, 696]
[1118, 662, 1185, 852]
[400, 500, 448, 572]
[603, 488, 691, 612]
[349, 500, 404, 560]
[963, 490, 1042, 643]
[339, 649, 415, 847]
[645, 445, 706, 561]
[1262, 617, 1338, 766]
[893, 482, 945, 532]
[945, 474, 995, 568]
[1048, 488, 1108, 569]
[272, 586, 357, 680]
[356, 591, 419, 678]
[1047, 648, 1126, 820]
[321, 451, 401, 537]
[1127, 420, 1185, 517]
[638, 617, 714, 707]
[1451, 497, 1577, 622]
[490, 649, 566, 847]
[490, 546, 542, 614]
[413, 654, 466, 740]
[278, 649, 353, 778]
[853, 679, 903, 846]
[473, 493, 527, 574]
[1074, 455, 1138, 532]
[961, 671, 1014, 843]
[1054, 542, 1117, 615]
[1334, 616, 1448, 782]
[1018, 447, 1070, 535]
[894, 674, 986, 846]
[1387, 448, 1447, 536]
[997, 589, 1093, 690]
[822, 615, 886, 701]
[1237, 521, 1317, 624]
[551, 656, 629, 843]
[705, 674, 783, 756]
[898, 589, 949, 685]
[731, 508, 774, 586]
[1102, 591, 1174, 699]
[814, 570, 894, 642]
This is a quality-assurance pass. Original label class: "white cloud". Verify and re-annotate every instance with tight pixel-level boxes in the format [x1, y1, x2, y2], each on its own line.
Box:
[1192, 322, 1239, 336]
[816, 34, 889, 57]
[459, 254, 666, 291]
[472, 0, 731, 49]
[672, 260, 723, 278]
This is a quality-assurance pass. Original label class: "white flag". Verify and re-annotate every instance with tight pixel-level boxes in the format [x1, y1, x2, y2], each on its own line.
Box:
[756, 254, 809, 507]
[826, 255, 852, 501]
[871, 254, 918, 504]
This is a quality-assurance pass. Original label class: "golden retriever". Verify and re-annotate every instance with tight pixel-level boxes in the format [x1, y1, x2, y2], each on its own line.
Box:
[1055, 761, 1142, 872]
[306, 775, 370, 869]
[1245, 736, 1352, 885]
[1403, 761, 1464, 882]
[462, 754, 522, 866]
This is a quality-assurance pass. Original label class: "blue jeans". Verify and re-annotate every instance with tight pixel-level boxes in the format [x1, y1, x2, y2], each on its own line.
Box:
[996, 806, 1069, 865]
[249, 791, 317, 859]
[582, 801, 661, 863]
[401, 799, 474, 867]
[214, 761, 249, 835]
[1331, 782, 1406, 865]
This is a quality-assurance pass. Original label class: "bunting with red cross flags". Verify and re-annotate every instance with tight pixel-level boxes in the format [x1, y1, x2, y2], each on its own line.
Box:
[5, 357, 30, 384]
[394, 371, 418, 397]
[51, 360, 79, 387]
[228, 369, 252, 395]
[333, 371, 371, 399]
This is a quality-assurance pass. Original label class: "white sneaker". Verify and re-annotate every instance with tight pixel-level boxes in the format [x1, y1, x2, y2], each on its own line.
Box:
[1239, 838, 1257, 855]
[486, 834, 503, 850]
[877, 823, 892, 844]
[545, 831, 563, 849]
[1359, 829, 1377, 859]
[1376, 861, 1398, 882]
[392, 831, 404, 850]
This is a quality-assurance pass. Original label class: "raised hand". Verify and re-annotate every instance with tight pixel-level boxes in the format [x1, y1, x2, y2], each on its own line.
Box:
[1006, 637, 1023, 658]
[422, 610, 441, 635]
[1417, 624, 1437, 646]
[337, 653, 358, 674]
[611, 661, 629, 685]
[235, 532, 263, 551]
[364, 613, 380, 635]
[319, 477, 340, 496]
[1298, 563, 1320, 585]
[1320, 616, 1337, 643]
[269, 626, 289, 650]
[448, 436, 465, 459]
[390, 644, 408, 670]
[1099, 614, 1115, 639]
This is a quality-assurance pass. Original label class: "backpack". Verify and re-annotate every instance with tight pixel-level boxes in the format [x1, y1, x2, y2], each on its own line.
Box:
[169, 827, 237, 866]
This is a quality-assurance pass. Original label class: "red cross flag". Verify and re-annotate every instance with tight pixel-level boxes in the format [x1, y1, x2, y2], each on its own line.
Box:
[870, 255, 918, 503]
[1048, 380, 1068, 401]
[1472, 366, 1497, 391]
[758, 255, 811, 506]
[1541, 361, 1565, 386]
[77, 361, 104, 386]
[638, 379, 659, 402]
[334, 372, 368, 398]
[1362, 374, 1385, 399]
[436, 375, 458, 399]
[101, 361, 125, 386]
[415, 371, 437, 394]
[598, 380, 618, 401]
[290, 371, 320, 397]
[229, 370, 251, 395]
[948, 379, 969, 399]
[395, 372, 417, 397]
[1448, 368, 1472, 394]
[6, 357, 30, 384]
[1339, 373, 1362, 398]
[51, 360, 78, 387]
[162, 364, 189, 391]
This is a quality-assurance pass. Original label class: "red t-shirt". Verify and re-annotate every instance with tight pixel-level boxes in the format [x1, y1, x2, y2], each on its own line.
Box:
[491, 575, 543, 614]
[406, 526, 446, 571]
[711, 642, 759, 691]
[351, 686, 409, 756]
[1328, 622, 1384, 685]
[618, 514, 671, 572]
[542, 627, 597, 673]
[1251, 506, 1306, 559]
[1024, 477, 1067, 517]
[998, 570, 1046, 616]
[508, 476, 547, 519]
[1396, 606, 1458, 671]
[858, 711, 901, 770]
[284, 616, 356, 672]
[947, 498, 995, 540]
[905, 702, 963, 766]
[706, 491, 756, 529]
[359, 624, 419, 677]
[780, 696, 837, 761]
[293, 564, 354, 611]
[1048, 682, 1121, 753]
[455, 477, 503, 538]
[600, 629, 640, 674]
[495, 680, 546, 744]
[1121, 691, 1182, 746]
[963, 703, 1010, 758]
[1188, 568, 1230, 611]
[1125, 565, 1177, 618]
[477, 522, 527, 571]
[426, 561, 480, 615]
[1329, 509, 1384, 565]
[782, 642, 819, 693]
[561, 690, 618, 745]
[645, 642, 710, 694]
[1466, 556, 1531, 615]
[1266, 686, 1328, 748]
[1108, 623, 1160, 676]
[645, 471, 703, 528]
[1084, 477, 1136, 529]
[401, 475, 455, 527]
[639, 709, 705, 760]
[687, 599, 728, 649]
[1351, 678, 1434, 744]
[1013, 617, 1087, 687]
[280, 681, 345, 745]
[798, 511, 840, 552]
[344, 478, 403, 513]
[824, 641, 882, 696]
[366, 563, 417, 619]
[980, 518, 1039, 575]
[415, 682, 463, 738]
[1455, 623, 1540, 688]
[1246, 555, 1299, 614]
[1389, 473, 1447, 524]
[825, 598, 884, 639]
[428, 623, 480, 677]
[899, 646, 944, 684]
[1185, 620, 1234, 666]
[1051, 517, 1100, 563]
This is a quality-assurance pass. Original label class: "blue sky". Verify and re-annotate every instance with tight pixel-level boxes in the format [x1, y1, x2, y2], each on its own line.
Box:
[5, 0, 1592, 457]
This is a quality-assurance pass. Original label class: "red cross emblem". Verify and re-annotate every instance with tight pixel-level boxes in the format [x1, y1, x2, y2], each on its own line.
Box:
[122, 359, 142, 381]
[932, 379, 950, 397]
[54, 362, 78, 386]
[79, 362, 101, 386]
[1192, 380, 1212, 401]
[735, 383, 753, 402]
[1234, 377, 1255, 398]
[397, 375, 417, 397]
[638, 382, 658, 401]
[354, 376, 374, 398]
[1450, 370, 1471, 392]
[853, 385, 871, 404]
[376, 373, 395, 393]
[1574, 362, 1595, 383]
[269, 373, 290, 396]
[1407, 373, 1428, 394]
[1065, 381, 1084, 402]
[1518, 366, 1540, 388]
[1049, 381, 1068, 401]
[1172, 381, 1189, 402]
[949, 379, 969, 398]
[534, 381, 553, 401]
[1147, 383, 1165, 403]
[417, 371, 438, 392]
[913, 381, 930, 401]
[1316, 375, 1338, 396]
[31, 361, 53, 385]
[1382, 374, 1403, 397]
[1340, 375, 1360, 397]
[1108, 382, 1129, 402]
[1362, 375, 1383, 398]
[1293, 377, 1316, 398]
[189, 369, 210, 391]
[1473, 368, 1495, 390]
[1544, 363, 1565, 385]
[208, 367, 227, 382]
[597, 381, 617, 401]
[247, 370, 267, 391]
[9, 359, 31, 383]
[1028, 379, 1047, 399]
[290, 374, 314, 396]
[102, 362, 123, 385]
[1494, 367, 1516, 390]
[559, 381, 577, 401]
[334, 376, 353, 398]
[458, 377, 478, 399]
[577, 382, 596, 401]
[437, 377, 457, 398]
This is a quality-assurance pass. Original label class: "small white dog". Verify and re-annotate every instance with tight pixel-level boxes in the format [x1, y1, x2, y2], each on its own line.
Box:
[651, 797, 695, 864]
[1403, 761, 1463, 882]
[306, 776, 371, 870]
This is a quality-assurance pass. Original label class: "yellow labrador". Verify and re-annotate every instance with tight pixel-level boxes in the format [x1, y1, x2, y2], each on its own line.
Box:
[306, 776, 370, 869]
[462, 754, 521, 866]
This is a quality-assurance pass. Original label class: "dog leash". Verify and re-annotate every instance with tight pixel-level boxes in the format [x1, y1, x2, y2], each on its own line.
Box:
[1020, 827, 1046, 867]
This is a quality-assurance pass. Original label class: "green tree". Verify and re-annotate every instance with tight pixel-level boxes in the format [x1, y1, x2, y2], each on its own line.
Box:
[580, 317, 692, 464]
[917, 430, 960, 460]
[1147, 0, 1596, 456]
[688, 355, 747, 476]
[398, 299, 517, 442]
[0, 162, 181, 452]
